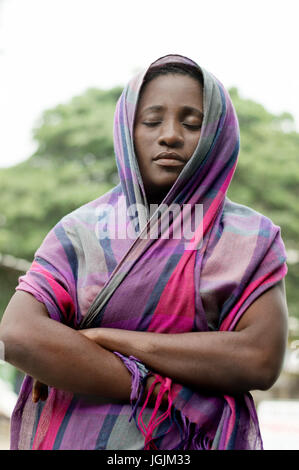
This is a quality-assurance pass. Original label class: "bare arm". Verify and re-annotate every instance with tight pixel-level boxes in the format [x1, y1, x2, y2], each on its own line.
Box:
[0, 280, 288, 399]
[79, 280, 289, 394]
[0, 290, 168, 406]
[0, 291, 133, 403]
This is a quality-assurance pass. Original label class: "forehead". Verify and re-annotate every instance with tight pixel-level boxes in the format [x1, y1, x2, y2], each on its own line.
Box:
[137, 74, 203, 111]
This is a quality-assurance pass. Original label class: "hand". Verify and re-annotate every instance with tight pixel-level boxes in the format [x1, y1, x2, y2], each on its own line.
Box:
[142, 375, 171, 410]
[78, 328, 99, 342]
[77, 327, 142, 353]
[32, 379, 48, 403]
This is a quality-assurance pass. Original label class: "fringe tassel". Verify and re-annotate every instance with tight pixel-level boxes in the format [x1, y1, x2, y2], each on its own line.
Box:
[137, 374, 174, 450]
[113, 352, 149, 423]
[134, 373, 212, 450]
[113, 352, 212, 450]
[173, 412, 212, 450]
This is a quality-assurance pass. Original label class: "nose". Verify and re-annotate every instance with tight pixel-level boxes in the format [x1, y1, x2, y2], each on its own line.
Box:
[158, 119, 184, 148]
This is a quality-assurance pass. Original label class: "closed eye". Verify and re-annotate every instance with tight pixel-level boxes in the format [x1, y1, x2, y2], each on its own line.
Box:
[183, 123, 202, 130]
[142, 121, 161, 127]
[142, 122, 201, 129]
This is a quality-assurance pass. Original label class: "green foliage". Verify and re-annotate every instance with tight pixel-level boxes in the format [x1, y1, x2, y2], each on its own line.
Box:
[227, 88, 299, 318]
[228, 88, 299, 249]
[0, 85, 298, 319]
[0, 267, 20, 318]
[0, 87, 123, 260]
[31, 87, 123, 172]
[0, 162, 113, 260]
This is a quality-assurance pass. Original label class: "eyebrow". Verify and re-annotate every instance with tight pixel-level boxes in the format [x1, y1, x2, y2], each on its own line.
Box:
[142, 105, 204, 119]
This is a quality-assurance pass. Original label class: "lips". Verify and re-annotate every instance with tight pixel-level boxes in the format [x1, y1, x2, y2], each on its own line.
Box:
[153, 152, 186, 167]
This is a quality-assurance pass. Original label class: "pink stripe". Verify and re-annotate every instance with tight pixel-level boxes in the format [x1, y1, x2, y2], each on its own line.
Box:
[31, 261, 75, 322]
[137, 374, 174, 450]
[148, 250, 196, 333]
[147, 313, 194, 333]
[186, 166, 235, 251]
[32, 390, 73, 450]
[223, 396, 236, 448]
[219, 267, 285, 332]
[185, 196, 220, 250]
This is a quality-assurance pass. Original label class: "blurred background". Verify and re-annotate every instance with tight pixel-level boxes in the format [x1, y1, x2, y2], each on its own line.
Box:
[0, 0, 299, 450]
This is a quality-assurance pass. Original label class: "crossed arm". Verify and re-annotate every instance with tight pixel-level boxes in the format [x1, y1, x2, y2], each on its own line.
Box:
[0, 280, 288, 404]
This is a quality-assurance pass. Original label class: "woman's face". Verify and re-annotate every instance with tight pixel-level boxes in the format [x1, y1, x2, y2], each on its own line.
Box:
[134, 73, 203, 205]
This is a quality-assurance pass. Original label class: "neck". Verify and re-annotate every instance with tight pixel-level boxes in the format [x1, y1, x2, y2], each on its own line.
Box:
[145, 188, 170, 209]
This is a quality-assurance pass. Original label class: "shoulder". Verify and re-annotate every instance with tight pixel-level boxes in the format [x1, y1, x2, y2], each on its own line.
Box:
[60, 184, 122, 227]
[36, 184, 123, 257]
[52, 184, 123, 241]
[222, 198, 281, 239]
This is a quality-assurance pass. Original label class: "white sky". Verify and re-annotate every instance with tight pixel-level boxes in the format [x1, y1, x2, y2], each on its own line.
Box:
[0, 0, 298, 168]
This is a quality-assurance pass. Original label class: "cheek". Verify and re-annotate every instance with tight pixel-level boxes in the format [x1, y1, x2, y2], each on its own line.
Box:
[134, 130, 153, 161]
[134, 128, 144, 153]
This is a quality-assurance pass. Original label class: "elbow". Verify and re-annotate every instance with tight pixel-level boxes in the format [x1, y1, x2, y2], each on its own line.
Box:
[253, 352, 284, 391]
[0, 320, 12, 355]
[0, 325, 12, 362]
[256, 368, 281, 392]
[0, 291, 50, 366]
[0, 322, 28, 364]
[0, 324, 6, 361]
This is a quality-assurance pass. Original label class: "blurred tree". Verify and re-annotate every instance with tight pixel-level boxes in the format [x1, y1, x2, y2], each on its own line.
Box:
[228, 87, 299, 248]
[0, 85, 298, 319]
[228, 88, 299, 319]
[31, 87, 122, 171]
[0, 266, 20, 320]
[0, 87, 122, 260]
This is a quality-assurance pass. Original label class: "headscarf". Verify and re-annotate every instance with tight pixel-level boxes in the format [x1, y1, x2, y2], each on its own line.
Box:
[13, 54, 287, 450]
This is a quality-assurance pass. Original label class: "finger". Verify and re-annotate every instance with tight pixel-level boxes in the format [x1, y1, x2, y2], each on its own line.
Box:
[40, 384, 48, 401]
[32, 380, 41, 403]
[32, 380, 48, 403]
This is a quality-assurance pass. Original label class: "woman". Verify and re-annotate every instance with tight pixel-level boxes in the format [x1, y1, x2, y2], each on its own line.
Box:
[0, 54, 288, 450]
